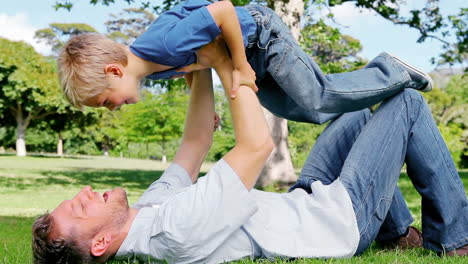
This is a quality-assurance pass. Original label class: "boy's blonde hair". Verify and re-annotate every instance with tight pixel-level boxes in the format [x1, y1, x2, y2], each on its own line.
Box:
[57, 33, 128, 109]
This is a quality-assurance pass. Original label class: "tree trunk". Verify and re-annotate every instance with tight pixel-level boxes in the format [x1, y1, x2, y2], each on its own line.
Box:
[257, 0, 305, 187]
[15, 108, 27, 157]
[102, 143, 109, 156]
[57, 132, 64, 157]
[258, 109, 297, 186]
[162, 141, 167, 163]
[271, 0, 304, 40]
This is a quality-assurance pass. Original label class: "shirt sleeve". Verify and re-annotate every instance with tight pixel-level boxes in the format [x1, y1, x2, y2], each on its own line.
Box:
[133, 163, 192, 208]
[164, 6, 221, 57]
[156, 159, 258, 262]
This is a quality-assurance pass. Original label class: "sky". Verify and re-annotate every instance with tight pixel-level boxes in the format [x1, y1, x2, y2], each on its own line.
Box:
[0, 0, 465, 72]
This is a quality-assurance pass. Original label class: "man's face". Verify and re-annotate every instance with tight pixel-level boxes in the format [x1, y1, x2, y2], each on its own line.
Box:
[51, 186, 130, 240]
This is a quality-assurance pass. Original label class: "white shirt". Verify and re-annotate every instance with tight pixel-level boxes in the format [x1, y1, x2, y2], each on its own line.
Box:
[115, 159, 359, 263]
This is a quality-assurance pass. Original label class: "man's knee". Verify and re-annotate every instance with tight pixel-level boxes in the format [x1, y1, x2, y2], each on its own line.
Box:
[399, 88, 424, 101]
[337, 109, 371, 127]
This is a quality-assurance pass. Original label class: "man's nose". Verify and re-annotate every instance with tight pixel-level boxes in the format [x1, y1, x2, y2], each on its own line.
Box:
[81, 186, 94, 199]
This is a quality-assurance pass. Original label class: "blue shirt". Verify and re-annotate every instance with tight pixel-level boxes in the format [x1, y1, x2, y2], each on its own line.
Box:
[130, 0, 257, 80]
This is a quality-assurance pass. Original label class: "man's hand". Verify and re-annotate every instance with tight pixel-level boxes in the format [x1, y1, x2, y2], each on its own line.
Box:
[232, 62, 257, 98]
[177, 37, 229, 73]
[178, 37, 258, 97]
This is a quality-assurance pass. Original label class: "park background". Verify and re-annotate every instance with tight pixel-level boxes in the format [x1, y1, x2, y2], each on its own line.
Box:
[0, 0, 467, 263]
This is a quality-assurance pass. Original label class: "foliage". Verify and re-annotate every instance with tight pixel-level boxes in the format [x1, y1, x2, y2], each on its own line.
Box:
[318, 0, 467, 69]
[120, 91, 188, 158]
[0, 38, 67, 155]
[300, 19, 366, 73]
[0, 39, 63, 115]
[438, 123, 465, 167]
[423, 74, 468, 168]
[288, 121, 327, 167]
[35, 23, 98, 53]
[206, 90, 235, 161]
[106, 8, 155, 45]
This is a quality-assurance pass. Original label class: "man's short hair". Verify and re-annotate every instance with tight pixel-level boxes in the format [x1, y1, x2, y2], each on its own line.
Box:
[57, 33, 128, 110]
[31, 212, 95, 264]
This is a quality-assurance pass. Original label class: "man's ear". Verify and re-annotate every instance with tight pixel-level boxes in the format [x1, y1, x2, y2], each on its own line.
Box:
[104, 64, 123, 77]
[90, 233, 112, 257]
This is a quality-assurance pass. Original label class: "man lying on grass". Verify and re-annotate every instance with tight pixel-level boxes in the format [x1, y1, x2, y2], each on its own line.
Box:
[32, 39, 467, 264]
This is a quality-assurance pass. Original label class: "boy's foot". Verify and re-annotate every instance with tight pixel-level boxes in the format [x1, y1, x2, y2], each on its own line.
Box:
[442, 244, 468, 256]
[379, 226, 423, 250]
[387, 53, 434, 92]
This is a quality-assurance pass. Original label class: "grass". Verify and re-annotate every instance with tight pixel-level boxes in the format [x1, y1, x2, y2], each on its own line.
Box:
[0, 155, 466, 264]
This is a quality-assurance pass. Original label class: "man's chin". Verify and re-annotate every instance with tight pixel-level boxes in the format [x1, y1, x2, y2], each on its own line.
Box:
[113, 187, 130, 207]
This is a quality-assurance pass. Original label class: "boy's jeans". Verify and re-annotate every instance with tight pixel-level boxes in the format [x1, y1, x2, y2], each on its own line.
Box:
[290, 89, 468, 254]
[244, 5, 412, 124]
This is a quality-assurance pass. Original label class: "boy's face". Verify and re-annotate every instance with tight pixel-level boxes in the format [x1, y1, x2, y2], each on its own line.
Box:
[85, 65, 140, 111]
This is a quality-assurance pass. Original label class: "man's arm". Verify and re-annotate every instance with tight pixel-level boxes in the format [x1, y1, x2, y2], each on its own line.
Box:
[209, 49, 274, 190]
[173, 69, 215, 183]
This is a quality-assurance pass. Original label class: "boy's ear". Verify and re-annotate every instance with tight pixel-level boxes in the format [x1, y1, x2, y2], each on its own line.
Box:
[90, 233, 112, 257]
[104, 64, 123, 77]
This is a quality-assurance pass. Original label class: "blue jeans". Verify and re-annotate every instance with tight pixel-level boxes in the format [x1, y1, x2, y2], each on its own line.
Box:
[290, 89, 468, 254]
[244, 5, 412, 124]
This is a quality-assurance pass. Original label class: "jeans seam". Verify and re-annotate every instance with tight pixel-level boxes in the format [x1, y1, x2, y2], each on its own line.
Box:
[354, 101, 405, 235]
[323, 80, 408, 94]
[272, 42, 292, 77]
[360, 197, 393, 244]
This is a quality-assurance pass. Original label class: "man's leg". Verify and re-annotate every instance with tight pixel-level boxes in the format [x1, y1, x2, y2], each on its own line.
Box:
[290, 108, 415, 246]
[337, 89, 467, 254]
[289, 109, 371, 192]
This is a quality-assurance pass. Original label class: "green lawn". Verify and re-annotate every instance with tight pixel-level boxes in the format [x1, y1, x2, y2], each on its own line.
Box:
[0, 155, 466, 264]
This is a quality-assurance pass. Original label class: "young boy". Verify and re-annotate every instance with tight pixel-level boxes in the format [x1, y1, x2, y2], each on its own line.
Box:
[58, 0, 432, 124]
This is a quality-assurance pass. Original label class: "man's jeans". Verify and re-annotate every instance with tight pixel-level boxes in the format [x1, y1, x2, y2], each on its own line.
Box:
[290, 89, 468, 254]
[244, 5, 412, 124]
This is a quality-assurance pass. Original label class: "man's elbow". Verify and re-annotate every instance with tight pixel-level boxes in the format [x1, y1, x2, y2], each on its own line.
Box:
[240, 136, 274, 158]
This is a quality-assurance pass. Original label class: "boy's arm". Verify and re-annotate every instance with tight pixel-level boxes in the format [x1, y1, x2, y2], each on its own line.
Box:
[204, 42, 273, 190]
[173, 69, 215, 183]
[207, 0, 258, 97]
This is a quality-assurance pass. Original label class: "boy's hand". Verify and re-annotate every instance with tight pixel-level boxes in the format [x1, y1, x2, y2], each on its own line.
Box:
[232, 62, 257, 98]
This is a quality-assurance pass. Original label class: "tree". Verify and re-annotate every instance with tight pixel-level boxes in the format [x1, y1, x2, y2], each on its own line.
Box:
[106, 8, 156, 45]
[0, 38, 65, 156]
[41, 108, 100, 156]
[315, 0, 467, 69]
[35, 23, 98, 54]
[122, 91, 187, 162]
[300, 19, 366, 73]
